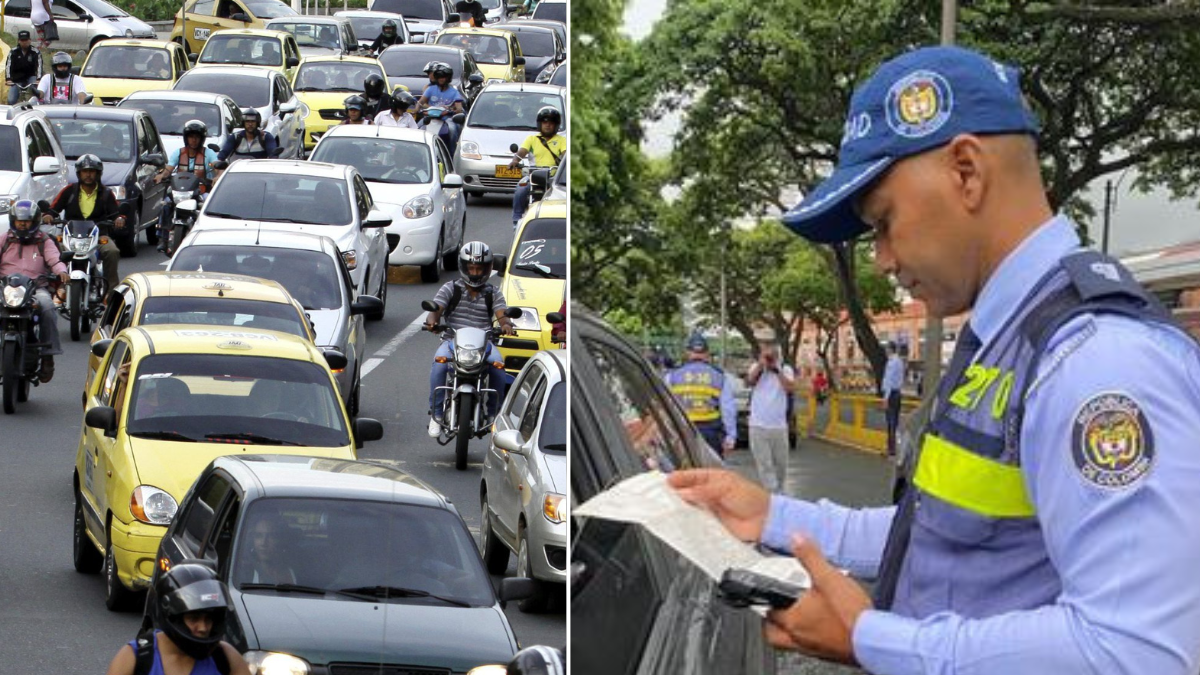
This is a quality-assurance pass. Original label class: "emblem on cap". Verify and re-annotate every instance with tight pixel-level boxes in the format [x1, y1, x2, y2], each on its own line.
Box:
[1071, 392, 1154, 490]
[886, 70, 953, 139]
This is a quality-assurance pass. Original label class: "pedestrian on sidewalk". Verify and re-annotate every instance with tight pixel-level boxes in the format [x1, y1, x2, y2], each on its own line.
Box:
[667, 45, 1200, 673]
[746, 339, 795, 492]
[881, 342, 904, 457]
[664, 333, 736, 457]
[811, 369, 829, 405]
[29, 0, 55, 51]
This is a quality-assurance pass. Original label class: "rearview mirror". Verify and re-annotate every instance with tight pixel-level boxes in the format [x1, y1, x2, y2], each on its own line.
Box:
[350, 295, 383, 316]
[230, 12, 249, 21]
[286, 56, 300, 67]
[188, 52, 199, 63]
[442, 173, 463, 189]
[355, 418, 384, 442]
[447, 12, 460, 22]
[212, 160, 228, 170]
[85, 406, 117, 434]
[37, 200, 52, 212]
[508, 143, 519, 153]
[279, 100, 298, 114]
[363, 208, 392, 229]
[142, 153, 166, 167]
[451, 112, 465, 125]
[468, 73, 484, 85]
[323, 348, 347, 370]
[514, 56, 525, 66]
[420, 299, 438, 313]
[504, 306, 522, 319]
[270, 147, 285, 157]
[207, 143, 221, 153]
[32, 156, 62, 175]
[530, 168, 549, 201]
[80, 12, 93, 21]
[546, 312, 563, 324]
[498, 577, 537, 607]
[493, 253, 506, 276]
[493, 429, 525, 455]
[91, 339, 113, 358]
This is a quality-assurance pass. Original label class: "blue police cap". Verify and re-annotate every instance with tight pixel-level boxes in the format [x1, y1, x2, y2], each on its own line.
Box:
[686, 333, 709, 352]
[782, 46, 1040, 244]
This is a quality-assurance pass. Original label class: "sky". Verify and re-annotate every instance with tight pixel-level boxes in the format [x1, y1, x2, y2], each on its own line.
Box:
[620, 0, 1200, 257]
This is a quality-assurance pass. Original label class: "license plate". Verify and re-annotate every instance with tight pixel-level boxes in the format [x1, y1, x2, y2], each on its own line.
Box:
[495, 165, 522, 179]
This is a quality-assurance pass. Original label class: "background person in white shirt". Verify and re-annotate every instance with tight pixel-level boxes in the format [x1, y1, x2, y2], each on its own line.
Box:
[745, 339, 795, 492]
[881, 342, 905, 457]
[30, 0, 54, 50]
[37, 51, 87, 104]
[375, 88, 419, 128]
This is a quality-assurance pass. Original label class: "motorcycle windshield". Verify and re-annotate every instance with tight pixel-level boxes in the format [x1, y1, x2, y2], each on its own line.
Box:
[66, 221, 97, 237]
[171, 172, 203, 192]
[454, 326, 488, 352]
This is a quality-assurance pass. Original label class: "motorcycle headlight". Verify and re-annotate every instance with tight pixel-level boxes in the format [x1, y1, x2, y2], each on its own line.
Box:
[70, 238, 91, 254]
[110, 185, 127, 200]
[130, 485, 178, 525]
[543, 493, 565, 524]
[171, 189, 192, 202]
[245, 651, 311, 675]
[509, 306, 540, 332]
[3, 285, 27, 308]
[0, 195, 17, 214]
[467, 667, 508, 675]
[402, 195, 434, 219]
[341, 249, 358, 270]
[455, 344, 484, 368]
[459, 140, 482, 160]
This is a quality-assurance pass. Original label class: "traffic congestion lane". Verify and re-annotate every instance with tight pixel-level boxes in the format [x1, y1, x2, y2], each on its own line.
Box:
[0, 194, 561, 673]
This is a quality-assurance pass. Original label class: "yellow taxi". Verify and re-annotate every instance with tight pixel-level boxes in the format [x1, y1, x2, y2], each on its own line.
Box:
[291, 54, 398, 149]
[168, 0, 300, 56]
[85, 271, 315, 394]
[496, 197, 565, 373]
[192, 28, 302, 81]
[434, 28, 525, 84]
[79, 40, 191, 106]
[72, 324, 382, 609]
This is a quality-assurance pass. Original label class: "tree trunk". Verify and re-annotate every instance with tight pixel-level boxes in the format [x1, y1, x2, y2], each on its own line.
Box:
[829, 242, 886, 386]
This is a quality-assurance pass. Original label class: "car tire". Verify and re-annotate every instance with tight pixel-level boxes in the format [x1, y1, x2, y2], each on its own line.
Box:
[420, 229, 444, 283]
[116, 231, 137, 258]
[366, 267, 386, 321]
[516, 525, 548, 613]
[145, 211, 158, 245]
[348, 372, 360, 418]
[73, 489, 103, 574]
[105, 528, 139, 612]
[479, 490, 510, 575]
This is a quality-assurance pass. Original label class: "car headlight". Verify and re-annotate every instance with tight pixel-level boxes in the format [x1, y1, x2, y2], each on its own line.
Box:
[340, 249, 358, 270]
[245, 651, 311, 675]
[459, 140, 482, 160]
[130, 485, 178, 525]
[455, 344, 484, 368]
[0, 195, 17, 213]
[3, 285, 27, 308]
[69, 237, 91, 254]
[535, 69, 551, 83]
[543, 493, 565, 523]
[402, 195, 434, 219]
[509, 306, 540, 332]
[467, 667, 508, 675]
[110, 185, 127, 200]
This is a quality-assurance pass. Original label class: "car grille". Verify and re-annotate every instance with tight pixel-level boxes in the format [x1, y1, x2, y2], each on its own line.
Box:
[503, 355, 529, 372]
[500, 338, 539, 351]
[546, 545, 566, 571]
[100, 97, 123, 106]
[386, 234, 400, 252]
[476, 176, 519, 190]
[329, 666, 450, 675]
[319, 108, 346, 121]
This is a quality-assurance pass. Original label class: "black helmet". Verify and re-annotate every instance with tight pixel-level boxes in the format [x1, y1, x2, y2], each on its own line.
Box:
[52, 51, 72, 74]
[8, 199, 40, 243]
[344, 94, 366, 111]
[150, 564, 232, 661]
[242, 107, 261, 124]
[74, 154, 104, 179]
[423, 60, 438, 74]
[432, 62, 453, 80]
[364, 73, 385, 98]
[382, 18, 397, 35]
[535, 106, 561, 127]
[507, 646, 565, 675]
[182, 119, 208, 139]
[458, 241, 493, 289]
[391, 88, 416, 111]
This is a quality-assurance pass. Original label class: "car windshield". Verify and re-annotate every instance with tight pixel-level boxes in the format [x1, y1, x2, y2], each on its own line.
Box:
[542, 382, 564, 451]
[200, 35, 283, 67]
[232, 497, 495, 606]
[126, 354, 348, 446]
[436, 33, 508, 65]
[0, 127, 23, 172]
[243, 0, 297, 18]
[175, 73, 270, 109]
[310, 137, 431, 184]
[511, 30, 553, 57]
[171, 246, 343, 311]
[270, 21, 342, 50]
[75, 0, 127, 18]
[82, 47, 173, 79]
[118, 100, 222, 137]
[139, 296, 308, 338]
[294, 62, 382, 92]
[49, 120, 134, 162]
[531, 2, 563, 21]
[467, 90, 564, 131]
[204, 173, 352, 226]
[371, 0, 442, 21]
[346, 17, 391, 42]
[549, 62, 565, 86]
[512, 217, 565, 279]
[378, 49, 452, 78]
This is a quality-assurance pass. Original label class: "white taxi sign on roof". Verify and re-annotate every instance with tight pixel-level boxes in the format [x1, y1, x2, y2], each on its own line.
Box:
[173, 330, 279, 341]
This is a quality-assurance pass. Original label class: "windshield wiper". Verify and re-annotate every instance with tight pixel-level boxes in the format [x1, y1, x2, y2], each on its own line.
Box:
[255, 216, 315, 224]
[129, 430, 198, 442]
[543, 443, 566, 450]
[240, 582, 328, 595]
[515, 262, 560, 279]
[204, 211, 242, 219]
[204, 432, 305, 446]
[337, 585, 471, 607]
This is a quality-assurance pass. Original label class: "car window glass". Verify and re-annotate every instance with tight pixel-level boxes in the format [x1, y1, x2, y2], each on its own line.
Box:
[32, 122, 55, 159]
[144, 117, 165, 155]
[519, 375, 547, 441]
[99, 290, 126, 334]
[505, 368, 539, 427]
[182, 474, 232, 552]
[4, 0, 32, 18]
[52, 1, 81, 19]
[353, 176, 370, 216]
[24, 126, 41, 166]
[109, 350, 133, 413]
[98, 340, 129, 401]
[115, 298, 136, 334]
[206, 494, 241, 572]
[171, 246, 343, 311]
[191, 0, 216, 14]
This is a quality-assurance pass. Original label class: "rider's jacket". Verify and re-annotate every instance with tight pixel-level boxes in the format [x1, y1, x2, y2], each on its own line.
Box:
[217, 129, 278, 161]
[49, 183, 122, 236]
[0, 230, 66, 280]
[5, 46, 42, 82]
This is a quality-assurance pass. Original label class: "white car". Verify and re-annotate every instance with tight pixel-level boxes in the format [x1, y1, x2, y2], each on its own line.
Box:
[453, 81, 565, 197]
[335, 10, 412, 50]
[0, 105, 69, 229]
[190, 159, 391, 307]
[2, 0, 154, 52]
[310, 124, 465, 283]
[117, 90, 243, 160]
[173, 66, 307, 159]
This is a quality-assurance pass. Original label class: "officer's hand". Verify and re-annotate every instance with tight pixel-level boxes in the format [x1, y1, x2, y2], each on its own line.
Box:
[722, 437, 736, 454]
[667, 469, 770, 541]
[764, 535, 871, 664]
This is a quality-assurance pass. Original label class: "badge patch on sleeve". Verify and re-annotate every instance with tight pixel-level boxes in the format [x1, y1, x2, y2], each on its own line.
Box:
[1071, 392, 1154, 490]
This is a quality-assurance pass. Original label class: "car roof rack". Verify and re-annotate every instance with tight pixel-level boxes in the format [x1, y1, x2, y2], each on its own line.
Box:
[5, 100, 37, 121]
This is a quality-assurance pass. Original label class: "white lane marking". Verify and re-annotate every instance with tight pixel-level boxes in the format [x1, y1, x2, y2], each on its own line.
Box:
[361, 312, 428, 379]
[361, 357, 385, 377]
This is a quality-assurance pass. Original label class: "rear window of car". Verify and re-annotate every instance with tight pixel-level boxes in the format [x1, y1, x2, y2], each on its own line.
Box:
[175, 72, 270, 109]
[199, 35, 284, 67]
[83, 46, 174, 79]
[310, 137, 432, 184]
[531, 2, 564, 21]
[370, 0, 443, 21]
[511, 30, 553, 56]
[118, 100, 223, 137]
[139, 296, 308, 338]
[49, 120, 134, 162]
[171, 246, 343, 311]
[204, 173, 352, 226]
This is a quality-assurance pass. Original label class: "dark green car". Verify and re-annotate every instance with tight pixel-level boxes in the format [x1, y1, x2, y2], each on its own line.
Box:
[147, 454, 536, 673]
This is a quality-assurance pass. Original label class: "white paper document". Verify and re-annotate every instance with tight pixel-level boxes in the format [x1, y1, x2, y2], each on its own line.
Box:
[575, 471, 811, 590]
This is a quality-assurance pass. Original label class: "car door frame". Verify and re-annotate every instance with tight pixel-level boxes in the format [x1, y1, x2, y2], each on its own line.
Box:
[25, 116, 67, 206]
[432, 135, 462, 249]
[82, 339, 133, 547]
[135, 113, 169, 226]
[488, 360, 543, 545]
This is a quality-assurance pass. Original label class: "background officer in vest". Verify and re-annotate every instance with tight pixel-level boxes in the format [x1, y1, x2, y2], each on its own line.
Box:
[5, 31, 42, 105]
[666, 45, 1200, 673]
[664, 334, 737, 457]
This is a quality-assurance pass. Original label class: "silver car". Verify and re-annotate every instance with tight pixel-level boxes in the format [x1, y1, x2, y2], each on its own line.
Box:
[335, 10, 412, 50]
[167, 228, 380, 415]
[454, 81, 565, 197]
[118, 90, 243, 160]
[2, 0, 154, 51]
[172, 66, 308, 159]
[480, 349, 567, 612]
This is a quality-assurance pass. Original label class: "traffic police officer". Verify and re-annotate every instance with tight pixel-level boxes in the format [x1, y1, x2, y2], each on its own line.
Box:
[668, 45, 1200, 673]
[664, 333, 737, 457]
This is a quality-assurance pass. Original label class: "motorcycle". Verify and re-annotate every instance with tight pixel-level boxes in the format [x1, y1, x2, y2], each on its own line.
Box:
[422, 106, 465, 153]
[41, 203, 109, 342]
[422, 299, 522, 470]
[160, 170, 209, 258]
[0, 272, 58, 414]
[12, 82, 41, 104]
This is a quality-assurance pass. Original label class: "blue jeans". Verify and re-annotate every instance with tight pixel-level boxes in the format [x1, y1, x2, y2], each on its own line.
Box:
[7, 75, 37, 104]
[429, 340, 508, 419]
[512, 182, 531, 226]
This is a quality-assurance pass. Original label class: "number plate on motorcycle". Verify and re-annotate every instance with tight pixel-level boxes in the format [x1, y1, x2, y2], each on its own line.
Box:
[495, 165, 522, 179]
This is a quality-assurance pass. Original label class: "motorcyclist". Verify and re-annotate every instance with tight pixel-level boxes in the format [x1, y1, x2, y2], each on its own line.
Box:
[368, 19, 402, 54]
[340, 94, 372, 125]
[361, 73, 392, 118]
[1, 200, 66, 382]
[374, 87, 419, 128]
[217, 108, 279, 161]
[4, 30, 42, 105]
[454, 0, 487, 26]
[43, 154, 125, 295]
[36, 50, 89, 104]
[423, 241, 515, 438]
[105, 563, 250, 675]
[507, 646, 565, 675]
[154, 120, 219, 252]
[508, 105, 564, 227]
[416, 62, 464, 150]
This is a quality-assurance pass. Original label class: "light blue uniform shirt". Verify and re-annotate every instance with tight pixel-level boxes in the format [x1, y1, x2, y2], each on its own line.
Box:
[762, 215, 1200, 674]
[881, 355, 904, 396]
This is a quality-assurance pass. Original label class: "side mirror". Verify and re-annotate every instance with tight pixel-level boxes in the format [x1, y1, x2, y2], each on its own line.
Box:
[442, 173, 463, 189]
[286, 56, 300, 67]
[497, 577, 537, 608]
[60, 250, 75, 262]
[230, 12, 250, 21]
[530, 168, 548, 200]
[81, 12, 93, 21]
[279, 100, 298, 114]
[91, 339, 113, 357]
[447, 12, 460, 22]
[493, 429, 526, 455]
[508, 143, 519, 153]
[207, 142, 221, 153]
[420, 299, 438, 313]
[188, 52, 199, 63]
[323, 348, 347, 370]
[212, 160, 228, 170]
[32, 156, 62, 175]
[143, 153, 166, 167]
[451, 112, 465, 125]
[37, 199, 52, 212]
[355, 417, 384, 442]
[85, 406, 118, 434]
[546, 312, 563, 324]
[504, 306, 522, 319]
[363, 208, 392, 229]
[514, 56, 525, 66]
[493, 253, 506, 276]
[71, 65, 81, 76]
[350, 295, 383, 316]
[468, 73, 484, 84]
